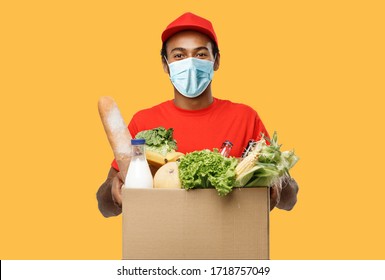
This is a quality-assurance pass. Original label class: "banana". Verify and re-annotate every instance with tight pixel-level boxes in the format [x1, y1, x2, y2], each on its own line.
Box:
[146, 150, 167, 168]
[165, 151, 184, 163]
[146, 150, 184, 168]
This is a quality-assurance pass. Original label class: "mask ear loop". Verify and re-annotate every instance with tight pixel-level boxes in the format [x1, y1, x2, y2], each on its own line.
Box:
[164, 56, 170, 65]
[164, 56, 172, 76]
[212, 53, 218, 70]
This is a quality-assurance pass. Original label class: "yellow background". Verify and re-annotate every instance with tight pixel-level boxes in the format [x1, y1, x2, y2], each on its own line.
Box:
[1, 0, 384, 260]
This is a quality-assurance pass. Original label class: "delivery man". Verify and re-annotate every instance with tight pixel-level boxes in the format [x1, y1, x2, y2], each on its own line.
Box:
[97, 12, 299, 217]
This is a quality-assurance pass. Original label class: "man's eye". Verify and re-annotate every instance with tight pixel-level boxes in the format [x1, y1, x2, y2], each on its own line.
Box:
[196, 53, 207, 57]
[174, 54, 184, 59]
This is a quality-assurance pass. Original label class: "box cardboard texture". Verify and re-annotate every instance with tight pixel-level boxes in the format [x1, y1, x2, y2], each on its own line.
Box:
[122, 187, 269, 260]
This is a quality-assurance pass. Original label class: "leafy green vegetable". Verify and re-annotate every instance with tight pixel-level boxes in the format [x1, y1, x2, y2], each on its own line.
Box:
[235, 131, 299, 187]
[135, 127, 177, 156]
[178, 149, 238, 196]
[242, 163, 280, 187]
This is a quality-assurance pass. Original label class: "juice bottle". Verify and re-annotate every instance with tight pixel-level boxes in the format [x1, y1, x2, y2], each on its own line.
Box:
[219, 140, 233, 157]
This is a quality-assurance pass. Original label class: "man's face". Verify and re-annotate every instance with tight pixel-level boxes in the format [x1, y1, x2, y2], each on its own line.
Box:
[163, 30, 219, 72]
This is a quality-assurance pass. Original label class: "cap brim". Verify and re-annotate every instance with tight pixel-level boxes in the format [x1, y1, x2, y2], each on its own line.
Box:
[161, 25, 217, 45]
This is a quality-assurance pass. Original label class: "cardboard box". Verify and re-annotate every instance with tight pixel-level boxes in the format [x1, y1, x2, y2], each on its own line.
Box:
[122, 187, 269, 260]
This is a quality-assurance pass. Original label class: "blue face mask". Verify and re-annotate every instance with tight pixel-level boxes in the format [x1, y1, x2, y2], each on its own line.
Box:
[167, 57, 215, 98]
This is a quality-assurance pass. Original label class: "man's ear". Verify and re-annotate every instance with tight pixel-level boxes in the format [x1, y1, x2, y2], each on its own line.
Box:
[214, 53, 220, 71]
[162, 57, 169, 74]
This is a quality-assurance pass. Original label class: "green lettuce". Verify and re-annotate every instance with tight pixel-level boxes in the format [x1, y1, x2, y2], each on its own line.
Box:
[178, 149, 238, 196]
[135, 127, 177, 156]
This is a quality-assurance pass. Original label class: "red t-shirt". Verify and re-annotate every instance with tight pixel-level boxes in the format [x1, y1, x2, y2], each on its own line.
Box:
[111, 98, 269, 170]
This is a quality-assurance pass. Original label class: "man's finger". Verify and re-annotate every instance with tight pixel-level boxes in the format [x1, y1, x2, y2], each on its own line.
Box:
[270, 184, 281, 211]
[111, 176, 123, 207]
[277, 178, 299, 211]
[117, 171, 125, 184]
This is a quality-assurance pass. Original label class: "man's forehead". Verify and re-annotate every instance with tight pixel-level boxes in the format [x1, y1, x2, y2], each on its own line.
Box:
[166, 30, 213, 50]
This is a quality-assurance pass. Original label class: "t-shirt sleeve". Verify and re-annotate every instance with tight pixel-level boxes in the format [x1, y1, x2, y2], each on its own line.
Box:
[111, 159, 119, 170]
[253, 112, 270, 141]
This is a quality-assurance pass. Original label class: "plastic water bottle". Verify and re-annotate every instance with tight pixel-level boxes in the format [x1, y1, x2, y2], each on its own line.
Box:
[124, 139, 153, 189]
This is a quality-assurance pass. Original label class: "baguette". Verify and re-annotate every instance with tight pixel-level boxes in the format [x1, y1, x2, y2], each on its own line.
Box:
[98, 96, 132, 181]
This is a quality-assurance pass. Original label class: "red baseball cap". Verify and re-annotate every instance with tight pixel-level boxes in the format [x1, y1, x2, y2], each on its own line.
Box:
[161, 12, 218, 46]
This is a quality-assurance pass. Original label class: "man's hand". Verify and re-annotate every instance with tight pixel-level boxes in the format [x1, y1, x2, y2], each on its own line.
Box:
[112, 164, 160, 207]
[111, 171, 125, 208]
[270, 182, 282, 211]
[96, 167, 123, 217]
[97, 163, 161, 217]
[277, 177, 299, 210]
[270, 176, 299, 211]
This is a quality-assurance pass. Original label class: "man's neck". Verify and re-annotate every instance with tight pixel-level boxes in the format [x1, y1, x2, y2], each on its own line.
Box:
[173, 88, 214, 110]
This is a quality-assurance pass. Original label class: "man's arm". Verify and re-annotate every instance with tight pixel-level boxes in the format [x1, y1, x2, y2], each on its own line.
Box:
[96, 167, 123, 217]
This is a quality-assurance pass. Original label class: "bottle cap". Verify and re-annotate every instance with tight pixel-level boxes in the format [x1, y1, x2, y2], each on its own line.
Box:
[131, 138, 146, 145]
[223, 140, 233, 147]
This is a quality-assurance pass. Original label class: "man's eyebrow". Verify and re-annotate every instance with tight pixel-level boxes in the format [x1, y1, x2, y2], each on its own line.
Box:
[194, 46, 209, 52]
[170, 47, 186, 53]
[170, 46, 210, 53]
